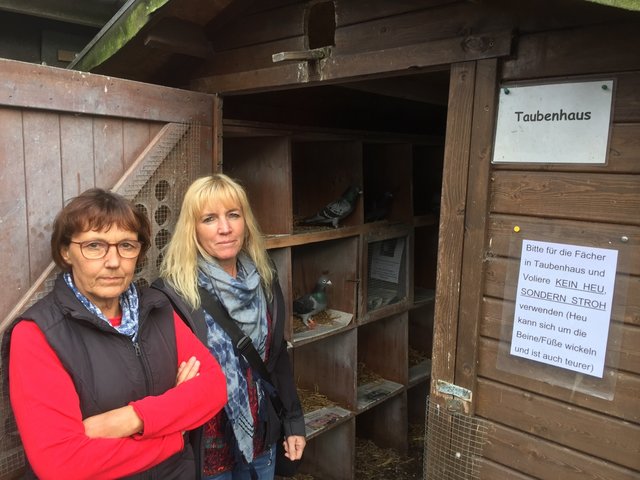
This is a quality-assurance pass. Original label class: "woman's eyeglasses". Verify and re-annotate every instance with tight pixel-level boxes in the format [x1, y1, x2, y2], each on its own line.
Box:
[69, 240, 143, 259]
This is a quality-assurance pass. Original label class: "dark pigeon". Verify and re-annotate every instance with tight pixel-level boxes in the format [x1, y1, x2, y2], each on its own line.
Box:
[300, 185, 363, 228]
[293, 275, 332, 328]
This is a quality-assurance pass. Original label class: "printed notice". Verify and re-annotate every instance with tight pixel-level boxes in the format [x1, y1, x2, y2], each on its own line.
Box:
[369, 237, 405, 283]
[510, 239, 618, 377]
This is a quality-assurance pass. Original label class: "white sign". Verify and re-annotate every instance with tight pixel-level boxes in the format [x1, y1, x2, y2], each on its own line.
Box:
[492, 80, 613, 164]
[510, 239, 618, 377]
[370, 237, 405, 283]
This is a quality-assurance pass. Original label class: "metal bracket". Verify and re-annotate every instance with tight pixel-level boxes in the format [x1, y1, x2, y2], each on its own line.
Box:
[272, 46, 331, 63]
[436, 380, 472, 402]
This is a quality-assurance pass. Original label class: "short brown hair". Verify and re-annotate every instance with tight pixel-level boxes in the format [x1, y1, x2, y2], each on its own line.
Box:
[51, 188, 150, 271]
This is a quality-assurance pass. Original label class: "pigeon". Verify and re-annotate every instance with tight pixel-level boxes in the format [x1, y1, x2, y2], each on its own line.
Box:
[293, 275, 332, 328]
[300, 185, 363, 228]
[364, 191, 394, 223]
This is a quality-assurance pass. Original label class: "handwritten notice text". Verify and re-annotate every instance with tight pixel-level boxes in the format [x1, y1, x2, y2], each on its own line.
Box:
[510, 240, 618, 377]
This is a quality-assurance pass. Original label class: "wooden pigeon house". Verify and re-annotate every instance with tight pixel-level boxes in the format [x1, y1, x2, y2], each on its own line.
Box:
[1, 0, 639, 478]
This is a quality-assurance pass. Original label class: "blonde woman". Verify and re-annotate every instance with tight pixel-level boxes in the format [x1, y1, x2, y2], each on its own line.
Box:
[155, 174, 305, 480]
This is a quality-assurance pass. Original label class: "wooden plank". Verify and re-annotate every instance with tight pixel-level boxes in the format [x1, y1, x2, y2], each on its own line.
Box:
[476, 378, 640, 471]
[334, 2, 511, 55]
[455, 58, 498, 399]
[430, 62, 476, 398]
[199, 124, 214, 176]
[93, 118, 125, 190]
[211, 2, 306, 52]
[319, 30, 512, 83]
[123, 120, 153, 171]
[192, 30, 511, 94]
[358, 314, 408, 385]
[295, 329, 358, 411]
[199, 36, 306, 77]
[502, 22, 640, 81]
[478, 336, 640, 422]
[2, 123, 192, 329]
[483, 257, 640, 327]
[481, 295, 640, 374]
[492, 123, 640, 173]
[478, 458, 535, 480]
[191, 61, 309, 95]
[335, 0, 460, 27]
[487, 214, 640, 276]
[0, 58, 214, 124]
[22, 111, 63, 283]
[613, 72, 640, 123]
[222, 136, 292, 234]
[211, 94, 223, 173]
[0, 108, 29, 329]
[483, 421, 640, 480]
[60, 115, 95, 201]
[490, 171, 640, 226]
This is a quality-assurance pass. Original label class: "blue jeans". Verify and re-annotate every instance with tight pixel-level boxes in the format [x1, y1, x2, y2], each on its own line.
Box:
[204, 444, 276, 480]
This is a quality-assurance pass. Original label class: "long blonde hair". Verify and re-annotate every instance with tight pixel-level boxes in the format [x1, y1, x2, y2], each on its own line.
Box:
[160, 174, 274, 309]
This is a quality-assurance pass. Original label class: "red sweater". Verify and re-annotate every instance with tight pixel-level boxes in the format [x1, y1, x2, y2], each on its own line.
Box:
[9, 313, 227, 480]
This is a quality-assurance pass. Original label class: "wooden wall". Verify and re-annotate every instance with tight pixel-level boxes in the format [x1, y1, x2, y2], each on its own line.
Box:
[153, 0, 640, 478]
[0, 58, 214, 330]
[0, 58, 215, 479]
[473, 21, 640, 480]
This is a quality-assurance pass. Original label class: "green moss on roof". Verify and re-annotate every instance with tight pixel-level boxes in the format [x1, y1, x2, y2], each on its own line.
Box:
[585, 0, 640, 11]
[70, 0, 170, 72]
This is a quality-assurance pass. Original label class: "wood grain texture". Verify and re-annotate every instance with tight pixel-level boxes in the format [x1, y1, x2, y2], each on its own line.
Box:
[0, 108, 29, 322]
[487, 214, 640, 275]
[482, 421, 640, 480]
[478, 335, 640, 422]
[0, 58, 213, 124]
[22, 111, 63, 283]
[430, 62, 475, 398]
[501, 22, 640, 81]
[476, 378, 640, 471]
[483, 257, 640, 328]
[60, 114, 96, 200]
[455, 58, 498, 398]
[490, 171, 640, 226]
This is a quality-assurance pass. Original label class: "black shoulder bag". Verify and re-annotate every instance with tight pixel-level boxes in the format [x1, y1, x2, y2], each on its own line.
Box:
[197, 287, 301, 477]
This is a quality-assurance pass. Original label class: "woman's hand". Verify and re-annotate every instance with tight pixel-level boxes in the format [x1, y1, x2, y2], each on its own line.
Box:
[176, 356, 200, 386]
[83, 405, 144, 439]
[283, 435, 306, 461]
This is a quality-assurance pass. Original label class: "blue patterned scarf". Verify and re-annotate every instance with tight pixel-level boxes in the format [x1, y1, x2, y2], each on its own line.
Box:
[198, 253, 269, 463]
[63, 272, 140, 341]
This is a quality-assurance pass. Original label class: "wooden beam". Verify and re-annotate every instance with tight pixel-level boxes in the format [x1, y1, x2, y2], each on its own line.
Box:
[0, 58, 214, 124]
[192, 31, 512, 94]
[454, 58, 498, 409]
[144, 17, 213, 59]
[429, 61, 476, 405]
[319, 30, 512, 82]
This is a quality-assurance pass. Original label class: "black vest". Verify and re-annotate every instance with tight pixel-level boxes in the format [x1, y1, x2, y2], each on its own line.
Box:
[7, 275, 195, 479]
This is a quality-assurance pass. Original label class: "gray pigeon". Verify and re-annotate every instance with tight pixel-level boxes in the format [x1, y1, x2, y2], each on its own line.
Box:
[293, 275, 332, 328]
[300, 185, 363, 228]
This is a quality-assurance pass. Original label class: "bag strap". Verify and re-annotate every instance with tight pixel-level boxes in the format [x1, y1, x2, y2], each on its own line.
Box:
[197, 286, 285, 414]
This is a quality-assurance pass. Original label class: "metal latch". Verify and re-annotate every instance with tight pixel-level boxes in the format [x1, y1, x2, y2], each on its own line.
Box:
[272, 46, 331, 63]
[436, 380, 472, 413]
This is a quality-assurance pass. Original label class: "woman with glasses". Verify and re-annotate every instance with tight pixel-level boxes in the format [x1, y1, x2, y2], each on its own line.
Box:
[5, 188, 227, 479]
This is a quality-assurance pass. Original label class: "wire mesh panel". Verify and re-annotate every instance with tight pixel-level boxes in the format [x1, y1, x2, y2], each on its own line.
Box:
[130, 123, 201, 287]
[0, 122, 201, 479]
[424, 397, 488, 480]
